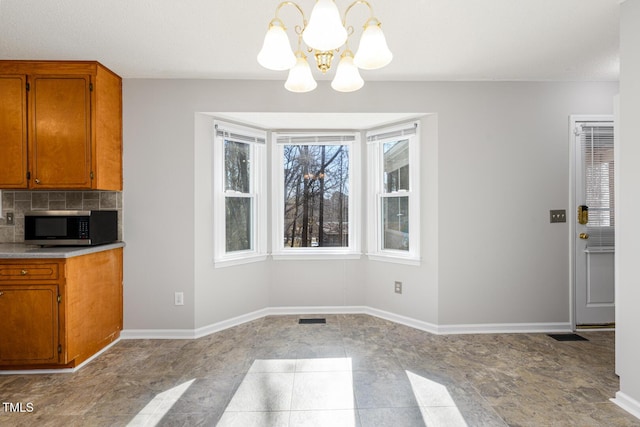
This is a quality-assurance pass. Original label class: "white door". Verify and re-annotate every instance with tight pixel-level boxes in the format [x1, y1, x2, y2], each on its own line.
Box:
[574, 119, 615, 326]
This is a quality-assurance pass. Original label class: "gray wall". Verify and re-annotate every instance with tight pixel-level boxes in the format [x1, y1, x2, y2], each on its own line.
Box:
[436, 83, 615, 325]
[617, 0, 640, 410]
[122, 79, 617, 331]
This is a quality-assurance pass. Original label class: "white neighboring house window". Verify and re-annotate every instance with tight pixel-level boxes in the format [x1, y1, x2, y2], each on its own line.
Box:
[367, 122, 420, 265]
[272, 132, 361, 260]
[213, 121, 267, 267]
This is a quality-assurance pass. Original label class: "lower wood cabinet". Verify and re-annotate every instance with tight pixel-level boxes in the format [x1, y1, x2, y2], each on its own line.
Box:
[0, 248, 123, 369]
[0, 284, 59, 364]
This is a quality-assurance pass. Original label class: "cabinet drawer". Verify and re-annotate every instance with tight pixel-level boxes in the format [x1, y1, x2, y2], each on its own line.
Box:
[0, 264, 59, 281]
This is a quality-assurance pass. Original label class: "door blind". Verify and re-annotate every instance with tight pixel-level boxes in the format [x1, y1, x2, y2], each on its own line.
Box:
[579, 123, 614, 248]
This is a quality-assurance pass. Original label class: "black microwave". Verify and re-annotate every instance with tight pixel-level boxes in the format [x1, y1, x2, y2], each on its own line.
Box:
[24, 210, 118, 246]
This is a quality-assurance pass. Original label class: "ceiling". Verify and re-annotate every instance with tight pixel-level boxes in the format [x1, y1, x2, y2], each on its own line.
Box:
[0, 0, 620, 82]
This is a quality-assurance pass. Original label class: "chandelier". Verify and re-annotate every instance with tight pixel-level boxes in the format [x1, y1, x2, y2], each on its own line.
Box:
[257, 0, 392, 93]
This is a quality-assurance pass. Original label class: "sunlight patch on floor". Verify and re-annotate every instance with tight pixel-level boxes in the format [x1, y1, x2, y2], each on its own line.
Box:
[126, 379, 196, 427]
[406, 370, 468, 426]
[218, 358, 357, 427]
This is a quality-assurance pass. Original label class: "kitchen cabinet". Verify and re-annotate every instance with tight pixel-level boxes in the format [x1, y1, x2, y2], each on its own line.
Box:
[0, 285, 60, 364]
[0, 247, 123, 369]
[0, 61, 122, 190]
[0, 75, 27, 187]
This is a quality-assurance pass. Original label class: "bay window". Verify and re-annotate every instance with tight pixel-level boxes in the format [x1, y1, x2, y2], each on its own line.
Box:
[212, 117, 421, 265]
[367, 122, 420, 264]
[213, 121, 267, 267]
[272, 133, 361, 259]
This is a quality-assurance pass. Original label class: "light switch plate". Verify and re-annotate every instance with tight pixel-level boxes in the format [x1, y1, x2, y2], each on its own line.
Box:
[550, 210, 566, 223]
[6, 212, 14, 225]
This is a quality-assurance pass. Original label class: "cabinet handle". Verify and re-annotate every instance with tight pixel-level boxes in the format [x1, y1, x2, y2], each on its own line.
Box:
[0, 291, 4, 296]
[35, 178, 41, 184]
[20, 270, 28, 275]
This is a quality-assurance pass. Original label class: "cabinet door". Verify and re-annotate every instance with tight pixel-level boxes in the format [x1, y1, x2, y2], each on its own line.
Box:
[29, 75, 92, 189]
[0, 75, 28, 188]
[0, 285, 59, 364]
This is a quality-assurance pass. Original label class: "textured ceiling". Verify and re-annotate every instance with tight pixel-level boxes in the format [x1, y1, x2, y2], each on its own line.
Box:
[0, 0, 620, 81]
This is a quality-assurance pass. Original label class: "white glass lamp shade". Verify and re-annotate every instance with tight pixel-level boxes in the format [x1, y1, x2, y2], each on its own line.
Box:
[331, 53, 364, 92]
[257, 22, 296, 71]
[284, 55, 318, 93]
[302, 0, 348, 51]
[353, 20, 393, 70]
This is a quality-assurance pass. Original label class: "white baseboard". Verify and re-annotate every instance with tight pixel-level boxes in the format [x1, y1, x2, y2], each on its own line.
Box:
[194, 308, 271, 339]
[0, 338, 121, 375]
[612, 391, 640, 420]
[121, 328, 197, 340]
[438, 322, 573, 335]
[121, 306, 571, 339]
[267, 305, 368, 316]
[364, 307, 439, 334]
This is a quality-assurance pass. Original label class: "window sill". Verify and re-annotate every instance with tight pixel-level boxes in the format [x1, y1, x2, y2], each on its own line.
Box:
[272, 250, 362, 261]
[214, 254, 268, 268]
[367, 253, 421, 266]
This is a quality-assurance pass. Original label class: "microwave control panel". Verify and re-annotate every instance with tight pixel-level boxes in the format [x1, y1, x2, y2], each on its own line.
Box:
[78, 218, 90, 239]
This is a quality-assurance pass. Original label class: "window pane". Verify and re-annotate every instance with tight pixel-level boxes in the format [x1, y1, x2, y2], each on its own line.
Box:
[226, 197, 252, 252]
[382, 196, 409, 251]
[383, 139, 409, 192]
[283, 144, 349, 247]
[225, 140, 250, 193]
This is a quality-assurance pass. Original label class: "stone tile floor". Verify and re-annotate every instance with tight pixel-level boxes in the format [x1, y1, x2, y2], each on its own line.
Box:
[0, 314, 638, 426]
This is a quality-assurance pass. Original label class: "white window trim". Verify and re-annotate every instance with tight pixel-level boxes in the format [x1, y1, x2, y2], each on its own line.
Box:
[366, 122, 421, 265]
[213, 121, 267, 268]
[271, 132, 362, 260]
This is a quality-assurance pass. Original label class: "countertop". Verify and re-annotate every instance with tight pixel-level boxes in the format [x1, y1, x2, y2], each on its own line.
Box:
[0, 242, 125, 259]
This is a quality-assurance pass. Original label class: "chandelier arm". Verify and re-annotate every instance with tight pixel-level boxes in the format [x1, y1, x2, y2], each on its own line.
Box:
[273, 1, 307, 32]
[271, 1, 309, 53]
[342, 25, 355, 51]
[343, 0, 375, 27]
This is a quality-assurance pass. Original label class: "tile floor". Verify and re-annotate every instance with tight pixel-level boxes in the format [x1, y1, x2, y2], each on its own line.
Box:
[0, 314, 638, 426]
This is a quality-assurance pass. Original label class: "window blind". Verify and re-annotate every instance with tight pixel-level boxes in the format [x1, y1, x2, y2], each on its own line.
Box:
[579, 123, 615, 248]
[276, 134, 356, 144]
[215, 125, 266, 144]
[367, 122, 417, 143]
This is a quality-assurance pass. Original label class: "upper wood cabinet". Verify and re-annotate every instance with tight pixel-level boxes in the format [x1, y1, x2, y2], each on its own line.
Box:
[0, 61, 122, 190]
[0, 75, 27, 187]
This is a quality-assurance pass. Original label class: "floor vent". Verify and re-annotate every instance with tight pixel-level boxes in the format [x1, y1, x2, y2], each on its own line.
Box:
[299, 318, 326, 324]
[547, 333, 588, 342]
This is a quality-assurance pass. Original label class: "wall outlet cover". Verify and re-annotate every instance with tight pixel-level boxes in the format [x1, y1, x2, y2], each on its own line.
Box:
[394, 281, 402, 294]
[174, 292, 184, 306]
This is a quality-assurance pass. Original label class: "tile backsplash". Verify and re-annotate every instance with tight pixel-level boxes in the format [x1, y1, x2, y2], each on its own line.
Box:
[0, 191, 123, 243]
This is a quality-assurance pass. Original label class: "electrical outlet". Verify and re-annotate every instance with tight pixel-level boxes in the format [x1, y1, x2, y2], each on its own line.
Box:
[394, 281, 402, 294]
[6, 212, 14, 225]
[174, 292, 184, 306]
